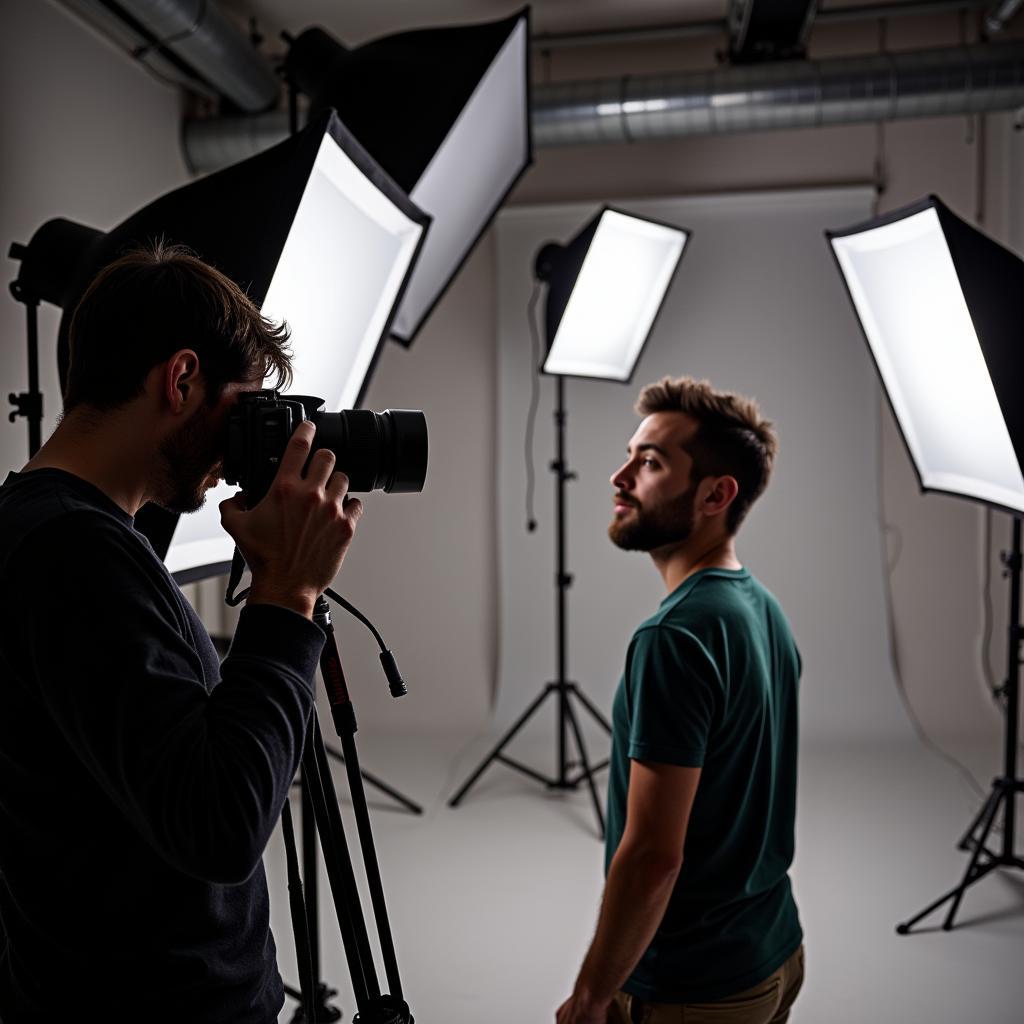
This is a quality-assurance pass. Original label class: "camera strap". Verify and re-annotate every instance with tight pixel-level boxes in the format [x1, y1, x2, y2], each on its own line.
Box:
[224, 547, 250, 607]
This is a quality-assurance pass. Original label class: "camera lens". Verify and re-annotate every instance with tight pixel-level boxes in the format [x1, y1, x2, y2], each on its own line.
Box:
[309, 408, 427, 493]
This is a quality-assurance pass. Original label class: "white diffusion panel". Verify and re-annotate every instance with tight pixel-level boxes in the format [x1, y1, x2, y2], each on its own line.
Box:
[831, 208, 1024, 513]
[543, 210, 688, 380]
[262, 133, 426, 411]
[165, 132, 426, 577]
[544, 208, 688, 380]
[392, 14, 529, 342]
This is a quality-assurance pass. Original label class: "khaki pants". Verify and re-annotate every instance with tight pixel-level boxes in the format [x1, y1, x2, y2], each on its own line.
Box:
[610, 946, 805, 1024]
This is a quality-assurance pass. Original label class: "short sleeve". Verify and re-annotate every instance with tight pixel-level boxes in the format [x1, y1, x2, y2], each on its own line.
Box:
[623, 625, 722, 768]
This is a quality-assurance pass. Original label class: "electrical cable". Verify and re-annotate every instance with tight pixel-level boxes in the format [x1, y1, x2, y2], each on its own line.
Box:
[224, 549, 407, 698]
[875, 395, 989, 801]
[524, 280, 543, 533]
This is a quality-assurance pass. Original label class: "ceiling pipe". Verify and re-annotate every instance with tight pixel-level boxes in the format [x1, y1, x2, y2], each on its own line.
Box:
[56, 0, 279, 112]
[533, 41, 1024, 146]
[183, 40, 1024, 172]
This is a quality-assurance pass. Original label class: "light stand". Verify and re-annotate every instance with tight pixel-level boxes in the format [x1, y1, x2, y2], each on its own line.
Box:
[8, 219, 104, 459]
[448, 207, 689, 837]
[448, 373, 611, 836]
[7, 264, 42, 458]
[896, 517, 1023, 933]
[828, 194, 1024, 933]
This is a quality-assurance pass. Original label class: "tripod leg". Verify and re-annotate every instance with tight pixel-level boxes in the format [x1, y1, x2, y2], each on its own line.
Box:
[897, 787, 1003, 934]
[564, 696, 606, 839]
[325, 744, 424, 815]
[336, 727, 405, 1003]
[281, 800, 317, 1024]
[300, 774, 320, 982]
[570, 684, 612, 734]
[957, 788, 998, 852]
[303, 716, 380, 1014]
[448, 685, 558, 807]
[943, 790, 1005, 930]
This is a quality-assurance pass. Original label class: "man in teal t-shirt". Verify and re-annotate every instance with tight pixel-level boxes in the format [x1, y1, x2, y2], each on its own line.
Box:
[557, 376, 804, 1024]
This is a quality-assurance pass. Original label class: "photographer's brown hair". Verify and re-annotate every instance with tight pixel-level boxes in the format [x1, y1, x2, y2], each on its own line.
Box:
[64, 240, 293, 412]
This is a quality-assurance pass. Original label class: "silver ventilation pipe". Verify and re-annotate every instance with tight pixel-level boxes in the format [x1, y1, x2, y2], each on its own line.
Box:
[57, 0, 279, 112]
[182, 41, 1024, 172]
[534, 42, 1024, 146]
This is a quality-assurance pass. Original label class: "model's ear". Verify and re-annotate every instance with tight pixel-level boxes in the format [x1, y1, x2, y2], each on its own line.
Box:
[162, 349, 202, 414]
[701, 474, 739, 520]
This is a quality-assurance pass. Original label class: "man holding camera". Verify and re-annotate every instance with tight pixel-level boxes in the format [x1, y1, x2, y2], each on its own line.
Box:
[557, 376, 804, 1024]
[0, 244, 362, 1022]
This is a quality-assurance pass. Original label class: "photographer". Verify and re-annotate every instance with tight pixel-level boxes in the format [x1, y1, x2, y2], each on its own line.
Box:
[0, 243, 363, 1022]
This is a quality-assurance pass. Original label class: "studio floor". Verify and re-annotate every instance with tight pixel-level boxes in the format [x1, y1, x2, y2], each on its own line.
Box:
[265, 729, 1024, 1024]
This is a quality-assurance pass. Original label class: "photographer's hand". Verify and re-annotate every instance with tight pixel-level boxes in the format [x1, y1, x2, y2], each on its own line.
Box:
[219, 421, 363, 619]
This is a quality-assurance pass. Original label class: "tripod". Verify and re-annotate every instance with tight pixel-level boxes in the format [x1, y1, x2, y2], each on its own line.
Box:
[897, 515, 1024, 934]
[282, 594, 412, 1023]
[448, 376, 611, 836]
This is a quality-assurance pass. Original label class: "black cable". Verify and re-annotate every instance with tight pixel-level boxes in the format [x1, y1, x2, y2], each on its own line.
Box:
[524, 280, 543, 533]
[875, 396, 988, 800]
[325, 587, 385, 649]
[223, 550, 407, 697]
[981, 506, 998, 700]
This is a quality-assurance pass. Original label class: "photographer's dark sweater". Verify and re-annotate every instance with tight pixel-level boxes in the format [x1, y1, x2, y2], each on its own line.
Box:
[0, 469, 325, 1023]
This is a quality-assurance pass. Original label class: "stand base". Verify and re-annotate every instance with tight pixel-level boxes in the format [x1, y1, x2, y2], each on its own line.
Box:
[897, 776, 1024, 934]
[286, 981, 343, 1022]
[448, 681, 611, 837]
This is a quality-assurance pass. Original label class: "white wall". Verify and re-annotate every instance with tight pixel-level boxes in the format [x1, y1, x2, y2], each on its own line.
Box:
[494, 188, 921, 749]
[0, 0, 188, 479]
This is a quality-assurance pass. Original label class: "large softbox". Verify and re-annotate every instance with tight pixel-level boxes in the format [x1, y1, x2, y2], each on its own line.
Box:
[828, 195, 1024, 514]
[17, 110, 429, 580]
[285, 8, 532, 346]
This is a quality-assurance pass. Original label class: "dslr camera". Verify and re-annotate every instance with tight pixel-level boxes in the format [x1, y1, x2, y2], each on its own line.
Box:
[224, 391, 427, 504]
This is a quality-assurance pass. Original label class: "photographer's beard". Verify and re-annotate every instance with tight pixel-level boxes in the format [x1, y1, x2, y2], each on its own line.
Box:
[156, 405, 224, 514]
[608, 481, 699, 552]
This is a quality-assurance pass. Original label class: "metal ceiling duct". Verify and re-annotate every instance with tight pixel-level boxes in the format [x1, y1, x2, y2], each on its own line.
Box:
[533, 41, 1024, 145]
[57, 0, 279, 112]
[183, 40, 1024, 172]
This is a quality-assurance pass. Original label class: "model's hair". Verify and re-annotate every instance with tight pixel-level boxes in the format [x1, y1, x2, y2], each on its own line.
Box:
[636, 375, 778, 534]
[63, 240, 292, 412]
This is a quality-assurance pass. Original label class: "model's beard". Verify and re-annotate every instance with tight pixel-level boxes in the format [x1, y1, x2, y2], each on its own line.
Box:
[608, 482, 699, 552]
[156, 407, 222, 514]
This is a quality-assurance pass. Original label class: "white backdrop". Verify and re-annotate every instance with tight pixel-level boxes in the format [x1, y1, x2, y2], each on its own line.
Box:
[494, 187, 914, 748]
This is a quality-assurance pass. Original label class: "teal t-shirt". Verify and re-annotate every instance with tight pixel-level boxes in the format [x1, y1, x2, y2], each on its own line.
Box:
[606, 567, 803, 1003]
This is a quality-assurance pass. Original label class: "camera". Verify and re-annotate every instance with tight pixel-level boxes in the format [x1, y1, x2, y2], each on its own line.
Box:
[224, 391, 427, 505]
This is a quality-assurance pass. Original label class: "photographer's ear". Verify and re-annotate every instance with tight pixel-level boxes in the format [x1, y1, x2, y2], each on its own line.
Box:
[163, 349, 202, 415]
